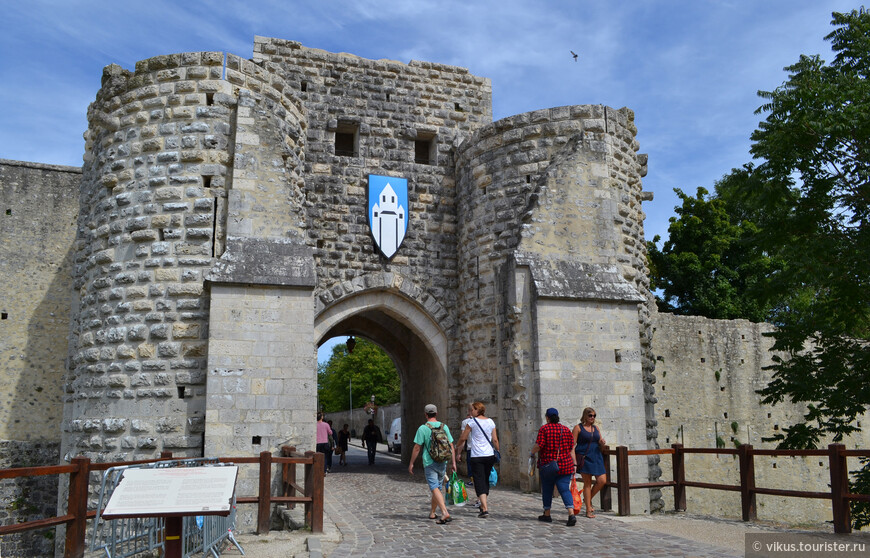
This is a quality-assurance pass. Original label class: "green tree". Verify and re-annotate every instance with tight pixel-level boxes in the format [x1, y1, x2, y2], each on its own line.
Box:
[751, 8, 870, 448]
[746, 9, 870, 528]
[647, 170, 781, 321]
[317, 338, 401, 413]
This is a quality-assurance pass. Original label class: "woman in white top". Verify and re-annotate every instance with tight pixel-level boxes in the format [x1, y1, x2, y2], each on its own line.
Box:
[456, 401, 499, 518]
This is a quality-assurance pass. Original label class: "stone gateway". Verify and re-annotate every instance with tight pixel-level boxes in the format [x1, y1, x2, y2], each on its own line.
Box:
[5, 39, 869, 546]
[68, 35, 656, 496]
[2, 36, 662, 535]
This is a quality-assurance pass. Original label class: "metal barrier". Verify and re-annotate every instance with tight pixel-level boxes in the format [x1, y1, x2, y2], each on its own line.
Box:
[90, 458, 244, 558]
[182, 504, 244, 557]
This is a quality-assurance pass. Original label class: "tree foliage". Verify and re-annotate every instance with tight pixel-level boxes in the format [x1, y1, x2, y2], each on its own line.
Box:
[317, 338, 401, 413]
[750, 8, 870, 449]
[750, 12, 870, 527]
[647, 167, 783, 322]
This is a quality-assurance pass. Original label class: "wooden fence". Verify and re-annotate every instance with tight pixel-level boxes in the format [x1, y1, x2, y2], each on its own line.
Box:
[0, 448, 324, 558]
[599, 443, 870, 533]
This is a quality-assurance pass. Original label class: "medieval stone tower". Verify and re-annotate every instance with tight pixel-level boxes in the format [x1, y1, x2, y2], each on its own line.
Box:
[49, 36, 656, 506]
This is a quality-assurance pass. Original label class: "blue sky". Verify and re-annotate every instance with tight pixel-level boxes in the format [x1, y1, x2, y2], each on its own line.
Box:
[0, 1, 858, 362]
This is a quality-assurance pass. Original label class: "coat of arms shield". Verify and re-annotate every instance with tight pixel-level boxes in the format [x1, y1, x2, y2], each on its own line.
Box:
[367, 175, 408, 259]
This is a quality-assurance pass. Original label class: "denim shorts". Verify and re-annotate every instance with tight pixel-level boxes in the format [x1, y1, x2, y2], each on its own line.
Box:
[424, 461, 447, 491]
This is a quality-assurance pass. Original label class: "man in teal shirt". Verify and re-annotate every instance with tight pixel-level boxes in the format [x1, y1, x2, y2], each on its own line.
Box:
[408, 404, 457, 523]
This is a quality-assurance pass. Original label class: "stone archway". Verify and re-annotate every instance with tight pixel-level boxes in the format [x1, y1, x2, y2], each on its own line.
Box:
[315, 273, 449, 463]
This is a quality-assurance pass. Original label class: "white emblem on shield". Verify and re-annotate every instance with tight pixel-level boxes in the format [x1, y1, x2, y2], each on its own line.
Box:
[369, 179, 407, 259]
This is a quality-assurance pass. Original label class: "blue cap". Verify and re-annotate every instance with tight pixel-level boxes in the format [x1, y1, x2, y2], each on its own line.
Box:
[545, 407, 559, 417]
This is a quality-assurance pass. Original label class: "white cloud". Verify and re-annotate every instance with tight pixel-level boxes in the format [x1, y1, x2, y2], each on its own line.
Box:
[0, 0, 862, 242]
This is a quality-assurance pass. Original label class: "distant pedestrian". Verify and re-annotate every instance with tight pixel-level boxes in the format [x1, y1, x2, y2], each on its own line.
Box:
[326, 419, 336, 472]
[460, 405, 473, 478]
[337, 423, 350, 466]
[408, 404, 457, 523]
[456, 401, 498, 518]
[573, 407, 607, 518]
[530, 407, 577, 526]
[362, 419, 382, 465]
[315, 412, 332, 473]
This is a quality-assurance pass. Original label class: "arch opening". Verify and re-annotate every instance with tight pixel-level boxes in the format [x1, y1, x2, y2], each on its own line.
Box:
[315, 289, 449, 463]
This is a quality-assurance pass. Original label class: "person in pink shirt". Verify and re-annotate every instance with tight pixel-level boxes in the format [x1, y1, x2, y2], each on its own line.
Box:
[316, 412, 333, 473]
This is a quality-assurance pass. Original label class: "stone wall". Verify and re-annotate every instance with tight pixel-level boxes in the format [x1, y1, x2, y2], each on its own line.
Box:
[253, 35, 492, 342]
[252, 36, 493, 461]
[652, 311, 870, 525]
[325, 402, 401, 444]
[0, 160, 78, 557]
[204, 283, 316, 528]
[0, 441, 61, 558]
[0, 160, 80, 441]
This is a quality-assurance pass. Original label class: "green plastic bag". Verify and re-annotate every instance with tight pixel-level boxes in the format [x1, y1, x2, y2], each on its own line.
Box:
[446, 472, 467, 506]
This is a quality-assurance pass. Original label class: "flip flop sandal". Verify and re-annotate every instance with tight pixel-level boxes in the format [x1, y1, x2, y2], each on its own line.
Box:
[436, 516, 452, 524]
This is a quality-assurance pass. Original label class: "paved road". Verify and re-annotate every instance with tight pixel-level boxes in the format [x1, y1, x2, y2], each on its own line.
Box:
[318, 444, 740, 557]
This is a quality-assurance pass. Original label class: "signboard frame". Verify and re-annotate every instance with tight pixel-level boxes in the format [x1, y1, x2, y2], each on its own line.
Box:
[101, 465, 238, 520]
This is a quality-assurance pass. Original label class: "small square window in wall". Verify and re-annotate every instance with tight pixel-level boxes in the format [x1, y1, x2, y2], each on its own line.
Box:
[334, 121, 359, 157]
[415, 135, 435, 165]
[1, 312, 7, 320]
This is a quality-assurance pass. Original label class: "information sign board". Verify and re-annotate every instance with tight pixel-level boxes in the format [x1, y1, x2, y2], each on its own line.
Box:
[102, 465, 238, 518]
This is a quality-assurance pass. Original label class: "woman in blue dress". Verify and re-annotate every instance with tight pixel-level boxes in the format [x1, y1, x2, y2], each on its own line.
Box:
[572, 407, 607, 518]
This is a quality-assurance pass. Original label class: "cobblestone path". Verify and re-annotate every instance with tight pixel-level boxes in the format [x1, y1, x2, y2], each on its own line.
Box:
[319, 446, 739, 557]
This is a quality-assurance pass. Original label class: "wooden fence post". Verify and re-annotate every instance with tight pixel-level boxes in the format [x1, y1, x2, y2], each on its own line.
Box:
[738, 444, 756, 521]
[257, 451, 272, 534]
[616, 445, 630, 516]
[672, 444, 686, 511]
[305, 451, 324, 533]
[829, 443, 851, 533]
[64, 457, 90, 558]
[282, 446, 297, 508]
[600, 446, 612, 511]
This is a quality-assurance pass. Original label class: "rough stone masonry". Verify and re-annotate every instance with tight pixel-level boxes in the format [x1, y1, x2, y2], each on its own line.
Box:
[3, 36, 664, 541]
[64, 35, 656, 510]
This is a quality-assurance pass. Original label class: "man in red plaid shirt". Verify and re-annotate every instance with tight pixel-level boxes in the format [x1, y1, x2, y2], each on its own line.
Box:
[530, 408, 578, 525]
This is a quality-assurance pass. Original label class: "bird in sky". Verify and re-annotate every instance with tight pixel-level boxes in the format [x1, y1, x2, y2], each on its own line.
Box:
[570, 50, 578, 61]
